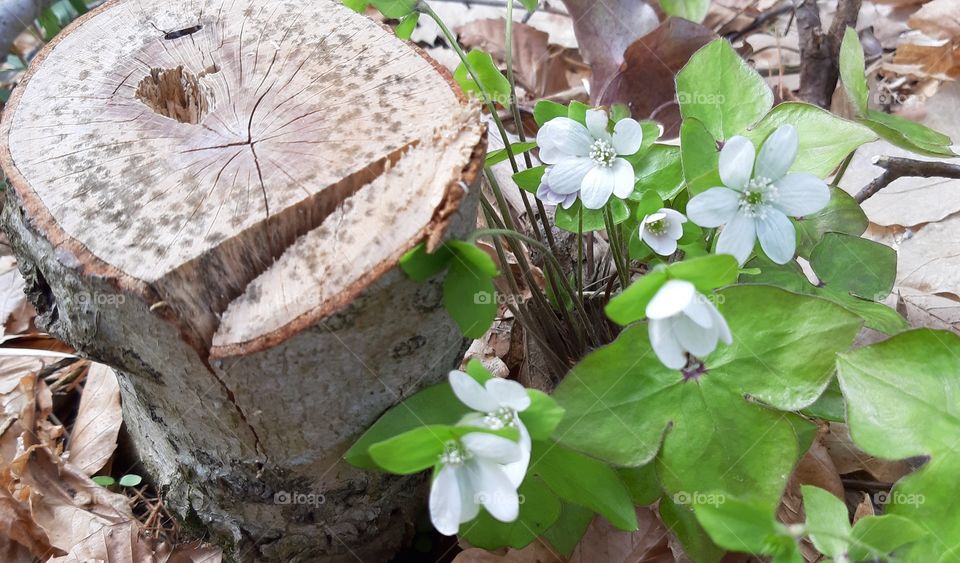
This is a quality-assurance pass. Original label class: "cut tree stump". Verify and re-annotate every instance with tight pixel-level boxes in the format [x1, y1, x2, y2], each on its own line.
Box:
[0, 0, 486, 560]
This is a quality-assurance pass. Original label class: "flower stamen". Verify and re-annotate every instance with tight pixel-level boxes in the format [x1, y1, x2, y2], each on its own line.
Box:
[440, 441, 471, 466]
[483, 406, 517, 430]
[589, 139, 616, 167]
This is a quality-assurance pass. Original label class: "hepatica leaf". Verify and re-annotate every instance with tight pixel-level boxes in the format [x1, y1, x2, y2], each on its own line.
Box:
[553, 285, 860, 539]
[837, 329, 960, 562]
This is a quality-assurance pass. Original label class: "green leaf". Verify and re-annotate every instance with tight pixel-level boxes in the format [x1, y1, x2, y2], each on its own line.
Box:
[801, 485, 851, 557]
[617, 463, 662, 506]
[345, 383, 469, 469]
[693, 494, 793, 555]
[839, 27, 869, 115]
[38, 7, 62, 39]
[795, 187, 869, 259]
[369, 425, 515, 474]
[567, 100, 589, 124]
[464, 358, 493, 384]
[447, 240, 499, 276]
[632, 144, 684, 199]
[541, 502, 594, 556]
[676, 39, 773, 141]
[454, 49, 512, 104]
[801, 378, 845, 422]
[519, 0, 539, 11]
[861, 109, 956, 158]
[632, 190, 665, 218]
[660, 498, 725, 563]
[118, 474, 142, 487]
[745, 254, 907, 334]
[443, 260, 497, 338]
[394, 12, 419, 39]
[610, 103, 632, 123]
[533, 100, 567, 126]
[512, 166, 545, 193]
[556, 286, 859, 515]
[521, 390, 564, 440]
[555, 198, 630, 233]
[660, 0, 710, 22]
[810, 233, 897, 300]
[666, 254, 739, 293]
[744, 102, 878, 177]
[680, 118, 722, 196]
[604, 270, 668, 325]
[532, 441, 638, 531]
[342, 0, 369, 12]
[486, 142, 537, 167]
[370, 0, 418, 18]
[68, 0, 88, 15]
[848, 514, 928, 561]
[460, 477, 562, 549]
[399, 242, 452, 281]
[92, 475, 115, 487]
[837, 329, 960, 561]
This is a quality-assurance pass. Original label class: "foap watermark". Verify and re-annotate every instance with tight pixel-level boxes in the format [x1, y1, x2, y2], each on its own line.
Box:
[874, 490, 925, 507]
[677, 91, 726, 106]
[274, 490, 326, 508]
[473, 291, 522, 306]
[76, 291, 126, 307]
[672, 491, 726, 507]
[474, 491, 526, 506]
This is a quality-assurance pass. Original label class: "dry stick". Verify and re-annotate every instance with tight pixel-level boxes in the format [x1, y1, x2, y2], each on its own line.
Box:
[854, 156, 960, 203]
[796, 0, 862, 109]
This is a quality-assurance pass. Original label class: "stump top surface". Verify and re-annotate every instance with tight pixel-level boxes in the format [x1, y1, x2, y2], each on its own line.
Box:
[2, 0, 473, 283]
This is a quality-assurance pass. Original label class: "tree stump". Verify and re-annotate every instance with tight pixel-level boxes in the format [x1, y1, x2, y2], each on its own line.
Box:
[0, 0, 486, 560]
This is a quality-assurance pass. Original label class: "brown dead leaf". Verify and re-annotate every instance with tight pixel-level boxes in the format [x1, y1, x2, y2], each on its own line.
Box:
[0, 257, 30, 339]
[454, 541, 563, 563]
[908, 0, 960, 40]
[560, 0, 660, 96]
[68, 363, 122, 476]
[569, 507, 677, 563]
[821, 423, 914, 483]
[0, 485, 54, 559]
[8, 446, 134, 553]
[596, 18, 717, 137]
[852, 492, 876, 523]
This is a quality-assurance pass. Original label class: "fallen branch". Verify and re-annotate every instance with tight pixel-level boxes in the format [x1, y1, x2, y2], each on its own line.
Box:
[796, 0, 862, 108]
[855, 156, 960, 203]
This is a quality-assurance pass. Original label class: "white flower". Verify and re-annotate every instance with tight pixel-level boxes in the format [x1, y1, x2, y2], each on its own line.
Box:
[686, 124, 830, 265]
[536, 109, 643, 210]
[536, 179, 578, 209]
[429, 432, 523, 535]
[646, 280, 732, 370]
[640, 208, 687, 256]
[448, 370, 531, 487]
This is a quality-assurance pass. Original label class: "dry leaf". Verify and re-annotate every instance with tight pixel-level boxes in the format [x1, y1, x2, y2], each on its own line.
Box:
[908, 0, 960, 40]
[852, 492, 876, 523]
[46, 521, 159, 563]
[821, 423, 914, 483]
[569, 507, 677, 563]
[67, 363, 122, 476]
[0, 257, 28, 339]
[455, 541, 563, 563]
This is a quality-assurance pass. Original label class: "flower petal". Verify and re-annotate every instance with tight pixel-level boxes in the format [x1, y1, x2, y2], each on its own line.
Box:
[756, 208, 796, 264]
[719, 136, 756, 190]
[661, 208, 687, 239]
[579, 165, 616, 209]
[501, 421, 531, 488]
[468, 459, 520, 523]
[646, 279, 696, 320]
[716, 211, 757, 265]
[681, 295, 714, 329]
[649, 318, 687, 369]
[449, 370, 499, 412]
[536, 182, 566, 206]
[642, 232, 678, 256]
[546, 157, 594, 194]
[687, 187, 741, 228]
[755, 124, 798, 181]
[486, 378, 531, 411]
[611, 158, 635, 198]
[773, 172, 831, 217]
[537, 117, 592, 163]
[585, 109, 611, 141]
[708, 301, 733, 345]
[612, 118, 644, 155]
[430, 464, 463, 536]
[674, 314, 719, 358]
[561, 193, 578, 209]
[462, 432, 523, 464]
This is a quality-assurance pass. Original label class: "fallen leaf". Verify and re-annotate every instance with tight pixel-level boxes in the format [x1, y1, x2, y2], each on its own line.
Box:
[454, 541, 563, 563]
[0, 257, 28, 339]
[67, 363, 122, 476]
[596, 18, 717, 137]
[821, 423, 915, 484]
[560, 0, 659, 96]
[568, 507, 677, 563]
[908, 0, 960, 40]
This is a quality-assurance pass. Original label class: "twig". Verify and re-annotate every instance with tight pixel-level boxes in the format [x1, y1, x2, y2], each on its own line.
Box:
[855, 156, 960, 203]
[725, 1, 794, 43]
[427, 0, 570, 16]
[796, 0, 862, 108]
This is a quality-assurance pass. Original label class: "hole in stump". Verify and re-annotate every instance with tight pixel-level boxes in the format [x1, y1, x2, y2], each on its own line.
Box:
[135, 65, 218, 125]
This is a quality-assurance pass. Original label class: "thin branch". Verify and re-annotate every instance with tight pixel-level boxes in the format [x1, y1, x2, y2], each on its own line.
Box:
[796, 0, 862, 108]
[855, 156, 960, 203]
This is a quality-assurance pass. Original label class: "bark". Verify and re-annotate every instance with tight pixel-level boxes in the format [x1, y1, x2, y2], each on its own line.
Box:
[0, 0, 486, 560]
[797, 0, 863, 109]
